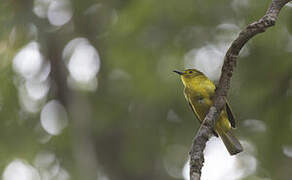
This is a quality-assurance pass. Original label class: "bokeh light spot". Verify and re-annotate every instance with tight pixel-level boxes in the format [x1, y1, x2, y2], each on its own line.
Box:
[67, 76, 98, 91]
[231, 0, 249, 11]
[63, 37, 101, 91]
[286, 2, 292, 7]
[166, 109, 181, 123]
[3, 159, 40, 180]
[68, 43, 100, 82]
[33, 0, 52, 18]
[182, 138, 257, 180]
[282, 145, 292, 158]
[34, 151, 56, 169]
[48, 0, 73, 26]
[40, 100, 68, 135]
[184, 44, 227, 82]
[18, 84, 43, 113]
[243, 119, 266, 132]
[13, 42, 44, 80]
[34, 151, 71, 180]
[62, 38, 89, 61]
[25, 80, 50, 101]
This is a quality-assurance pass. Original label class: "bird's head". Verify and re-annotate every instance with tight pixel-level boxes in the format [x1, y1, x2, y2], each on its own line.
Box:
[173, 69, 203, 78]
[173, 69, 204, 87]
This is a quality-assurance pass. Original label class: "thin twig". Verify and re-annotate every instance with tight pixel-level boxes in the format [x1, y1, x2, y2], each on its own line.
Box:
[189, 0, 292, 179]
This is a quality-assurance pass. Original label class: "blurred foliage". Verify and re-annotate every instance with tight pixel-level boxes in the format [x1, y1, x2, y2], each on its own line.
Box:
[0, 0, 292, 180]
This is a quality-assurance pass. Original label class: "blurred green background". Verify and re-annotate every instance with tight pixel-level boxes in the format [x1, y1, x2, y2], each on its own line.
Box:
[0, 0, 292, 180]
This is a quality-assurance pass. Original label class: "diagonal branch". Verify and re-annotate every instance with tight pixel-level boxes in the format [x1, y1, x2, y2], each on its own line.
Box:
[189, 0, 292, 179]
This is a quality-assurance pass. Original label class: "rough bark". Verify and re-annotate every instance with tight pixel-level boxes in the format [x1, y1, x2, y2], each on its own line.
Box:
[189, 0, 292, 179]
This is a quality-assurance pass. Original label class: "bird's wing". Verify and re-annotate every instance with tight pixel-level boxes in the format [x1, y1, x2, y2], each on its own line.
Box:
[214, 84, 236, 128]
[185, 89, 219, 137]
[183, 89, 202, 123]
[225, 98, 236, 128]
[187, 100, 202, 123]
[188, 98, 219, 137]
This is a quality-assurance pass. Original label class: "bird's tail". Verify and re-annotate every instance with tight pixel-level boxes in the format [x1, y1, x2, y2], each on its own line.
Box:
[216, 128, 243, 155]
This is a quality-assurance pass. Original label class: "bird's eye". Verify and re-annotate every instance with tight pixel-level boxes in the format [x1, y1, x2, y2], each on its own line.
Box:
[189, 71, 192, 73]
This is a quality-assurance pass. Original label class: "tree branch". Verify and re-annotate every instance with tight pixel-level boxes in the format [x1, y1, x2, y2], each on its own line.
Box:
[189, 0, 291, 179]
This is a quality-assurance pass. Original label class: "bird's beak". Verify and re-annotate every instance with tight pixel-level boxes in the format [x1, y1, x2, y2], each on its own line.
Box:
[173, 70, 184, 75]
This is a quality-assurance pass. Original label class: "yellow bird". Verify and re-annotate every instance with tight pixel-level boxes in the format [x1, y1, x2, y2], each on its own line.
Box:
[174, 69, 243, 155]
